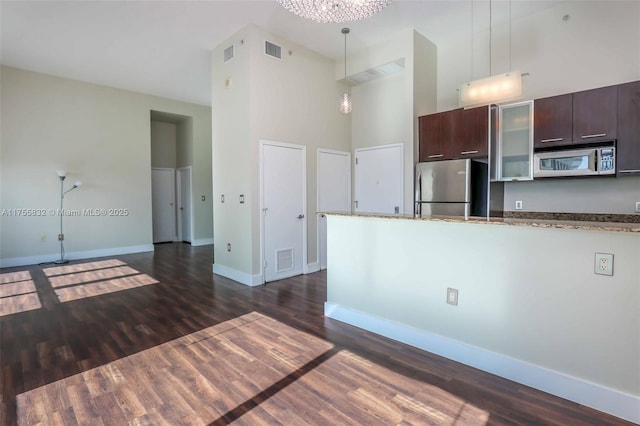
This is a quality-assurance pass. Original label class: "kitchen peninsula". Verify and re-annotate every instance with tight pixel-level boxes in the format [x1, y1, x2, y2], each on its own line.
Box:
[323, 212, 640, 423]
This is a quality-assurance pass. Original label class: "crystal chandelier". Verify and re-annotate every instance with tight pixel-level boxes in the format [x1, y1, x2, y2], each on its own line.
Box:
[276, 0, 392, 23]
[339, 28, 352, 114]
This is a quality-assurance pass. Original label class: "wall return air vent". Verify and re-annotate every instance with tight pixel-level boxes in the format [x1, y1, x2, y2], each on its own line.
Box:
[223, 45, 234, 63]
[265, 40, 283, 60]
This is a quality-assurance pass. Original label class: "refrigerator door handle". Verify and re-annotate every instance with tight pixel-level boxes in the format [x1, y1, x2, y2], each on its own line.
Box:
[414, 167, 422, 216]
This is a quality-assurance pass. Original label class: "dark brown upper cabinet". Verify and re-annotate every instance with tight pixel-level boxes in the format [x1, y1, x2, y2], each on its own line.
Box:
[572, 85, 617, 143]
[418, 112, 452, 161]
[419, 106, 489, 162]
[617, 80, 640, 175]
[534, 94, 573, 149]
[452, 106, 489, 159]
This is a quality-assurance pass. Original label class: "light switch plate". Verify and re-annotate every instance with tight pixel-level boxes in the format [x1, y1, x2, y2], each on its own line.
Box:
[635, 201, 640, 213]
[594, 253, 614, 276]
[446, 288, 459, 306]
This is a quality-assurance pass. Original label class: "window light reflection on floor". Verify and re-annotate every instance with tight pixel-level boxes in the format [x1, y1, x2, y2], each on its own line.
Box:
[0, 271, 41, 317]
[42, 259, 159, 303]
[16, 312, 489, 424]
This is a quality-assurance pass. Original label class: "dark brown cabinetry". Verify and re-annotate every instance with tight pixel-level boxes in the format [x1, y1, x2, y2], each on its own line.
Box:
[534, 94, 572, 148]
[572, 85, 617, 143]
[418, 112, 452, 161]
[418, 106, 488, 162]
[452, 106, 489, 158]
[617, 81, 640, 175]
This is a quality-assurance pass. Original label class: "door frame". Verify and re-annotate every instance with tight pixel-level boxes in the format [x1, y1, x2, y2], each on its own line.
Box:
[354, 143, 404, 214]
[151, 167, 177, 243]
[259, 139, 307, 283]
[316, 148, 351, 270]
[176, 166, 193, 243]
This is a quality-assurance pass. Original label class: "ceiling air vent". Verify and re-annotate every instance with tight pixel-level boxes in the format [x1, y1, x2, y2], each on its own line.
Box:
[223, 45, 234, 63]
[265, 40, 282, 60]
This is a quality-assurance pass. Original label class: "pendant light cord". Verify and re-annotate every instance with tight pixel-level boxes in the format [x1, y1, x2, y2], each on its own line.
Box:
[489, 0, 492, 76]
[470, 0, 474, 81]
[344, 30, 347, 85]
[509, 0, 512, 71]
[342, 28, 350, 92]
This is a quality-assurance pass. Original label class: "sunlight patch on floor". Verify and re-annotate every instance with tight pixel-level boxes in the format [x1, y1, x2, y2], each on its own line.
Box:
[42, 260, 158, 303]
[0, 271, 41, 317]
[16, 311, 488, 425]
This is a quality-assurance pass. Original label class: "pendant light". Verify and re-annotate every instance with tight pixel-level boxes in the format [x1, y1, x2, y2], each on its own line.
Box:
[459, 0, 522, 108]
[339, 27, 352, 114]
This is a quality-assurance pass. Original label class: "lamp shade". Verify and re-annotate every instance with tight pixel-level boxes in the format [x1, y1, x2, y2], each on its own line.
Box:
[459, 72, 522, 108]
[74, 181, 82, 188]
[56, 170, 67, 178]
[339, 93, 352, 114]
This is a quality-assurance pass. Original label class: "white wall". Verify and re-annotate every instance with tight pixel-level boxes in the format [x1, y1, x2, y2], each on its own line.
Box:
[211, 29, 253, 276]
[0, 66, 213, 266]
[176, 118, 193, 169]
[437, 1, 640, 215]
[151, 121, 177, 168]
[351, 72, 405, 150]
[211, 25, 351, 282]
[326, 214, 640, 422]
[437, 0, 640, 111]
[341, 29, 437, 214]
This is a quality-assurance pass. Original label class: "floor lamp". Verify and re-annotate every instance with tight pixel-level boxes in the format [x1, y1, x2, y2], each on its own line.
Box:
[55, 170, 82, 264]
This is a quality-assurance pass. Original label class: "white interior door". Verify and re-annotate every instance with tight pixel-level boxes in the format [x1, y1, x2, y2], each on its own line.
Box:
[261, 141, 306, 282]
[317, 149, 351, 270]
[354, 144, 403, 214]
[177, 166, 192, 243]
[151, 168, 176, 243]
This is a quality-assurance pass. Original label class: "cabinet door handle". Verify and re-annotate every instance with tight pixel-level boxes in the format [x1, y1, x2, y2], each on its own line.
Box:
[428, 154, 444, 158]
[581, 133, 606, 139]
[619, 169, 640, 174]
[460, 150, 479, 155]
[540, 137, 563, 143]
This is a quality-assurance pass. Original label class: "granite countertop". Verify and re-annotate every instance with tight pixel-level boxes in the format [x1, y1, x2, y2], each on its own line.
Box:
[319, 211, 640, 233]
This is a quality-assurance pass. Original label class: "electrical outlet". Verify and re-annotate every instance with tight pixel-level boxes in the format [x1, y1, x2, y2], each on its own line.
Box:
[594, 253, 614, 276]
[635, 201, 640, 213]
[58, 234, 64, 241]
[227, 243, 231, 252]
[446, 288, 459, 306]
[515, 200, 523, 210]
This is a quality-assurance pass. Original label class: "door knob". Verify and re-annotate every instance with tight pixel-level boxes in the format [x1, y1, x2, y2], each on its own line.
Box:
[297, 214, 304, 219]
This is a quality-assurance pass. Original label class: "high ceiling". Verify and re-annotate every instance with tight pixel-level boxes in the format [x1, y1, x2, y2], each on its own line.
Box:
[0, 0, 563, 106]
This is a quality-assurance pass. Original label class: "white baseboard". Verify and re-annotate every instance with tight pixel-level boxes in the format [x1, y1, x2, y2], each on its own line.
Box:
[191, 238, 214, 247]
[324, 303, 640, 424]
[212, 263, 263, 286]
[0, 245, 155, 269]
[304, 261, 320, 274]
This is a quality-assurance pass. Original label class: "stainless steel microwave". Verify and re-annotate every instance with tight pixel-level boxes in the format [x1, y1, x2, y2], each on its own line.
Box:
[533, 146, 615, 178]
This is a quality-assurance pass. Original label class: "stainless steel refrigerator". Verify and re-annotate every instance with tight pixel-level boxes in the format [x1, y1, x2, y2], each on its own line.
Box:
[414, 159, 488, 218]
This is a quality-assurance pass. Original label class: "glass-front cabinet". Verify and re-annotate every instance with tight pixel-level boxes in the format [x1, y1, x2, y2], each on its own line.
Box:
[496, 100, 534, 181]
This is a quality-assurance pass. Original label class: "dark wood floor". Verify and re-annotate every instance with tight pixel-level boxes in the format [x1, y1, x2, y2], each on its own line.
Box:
[0, 243, 632, 425]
